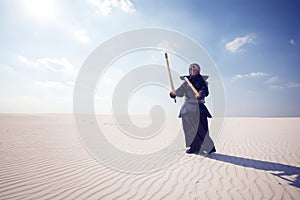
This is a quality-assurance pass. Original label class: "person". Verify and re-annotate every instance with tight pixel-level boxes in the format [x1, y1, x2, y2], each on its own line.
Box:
[170, 63, 216, 155]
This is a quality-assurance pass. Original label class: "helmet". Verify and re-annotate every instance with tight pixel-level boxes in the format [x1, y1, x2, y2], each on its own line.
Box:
[189, 63, 200, 73]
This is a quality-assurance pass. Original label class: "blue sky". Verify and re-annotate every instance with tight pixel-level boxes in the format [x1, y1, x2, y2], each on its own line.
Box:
[0, 0, 299, 116]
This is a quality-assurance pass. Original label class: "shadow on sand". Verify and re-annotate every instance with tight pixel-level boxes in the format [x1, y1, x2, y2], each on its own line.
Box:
[207, 153, 300, 188]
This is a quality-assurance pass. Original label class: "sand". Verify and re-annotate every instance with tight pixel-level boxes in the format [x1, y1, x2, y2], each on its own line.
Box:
[0, 114, 299, 199]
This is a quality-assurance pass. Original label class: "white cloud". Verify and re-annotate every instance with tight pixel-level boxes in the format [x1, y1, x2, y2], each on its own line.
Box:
[73, 29, 90, 43]
[286, 82, 300, 88]
[261, 76, 300, 89]
[265, 76, 279, 84]
[226, 34, 255, 53]
[34, 81, 74, 89]
[233, 72, 268, 80]
[0, 64, 17, 74]
[268, 81, 300, 90]
[290, 39, 296, 46]
[269, 85, 284, 90]
[248, 72, 268, 77]
[88, 0, 135, 16]
[20, 0, 60, 22]
[18, 55, 76, 75]
[232, 74, 244, 80]
[17, 55, 31, 65]
[157, 40, 177, 52]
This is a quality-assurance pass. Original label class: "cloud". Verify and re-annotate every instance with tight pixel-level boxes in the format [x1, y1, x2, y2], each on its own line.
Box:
[34, 81, 74, 88]
[19, 0, 61, 23]
[232, 74, 244, 80]
[248, 72, 268, 77]
[268, 81, 300, 90]
[269, 85, 284, 90]
[265, 76, 279, 84]
[18, 55, 76, 75]
[241, 74, 300, 90]
[226, 34, 255, 53]
[290, 39, 296, 46]
[233, 72, 268, 80]
[88, 0, 135, 16]
[73, 29, 90, 43]
[157, 40, 177, 52]
[286, 82, 300, 88]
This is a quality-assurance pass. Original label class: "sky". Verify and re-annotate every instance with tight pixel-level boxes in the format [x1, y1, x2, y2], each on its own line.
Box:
[0, 0, 300, 117]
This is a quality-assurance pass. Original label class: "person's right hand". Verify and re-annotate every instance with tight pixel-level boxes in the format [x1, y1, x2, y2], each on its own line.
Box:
[169, 91, 176, 99]
[195, 93, 201, 99]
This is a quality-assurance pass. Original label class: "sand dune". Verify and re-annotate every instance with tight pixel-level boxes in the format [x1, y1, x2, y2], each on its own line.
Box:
[0, 115, 299, 199]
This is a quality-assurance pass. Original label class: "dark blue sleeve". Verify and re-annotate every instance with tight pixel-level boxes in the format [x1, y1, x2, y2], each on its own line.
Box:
[199, 84, 209, 97]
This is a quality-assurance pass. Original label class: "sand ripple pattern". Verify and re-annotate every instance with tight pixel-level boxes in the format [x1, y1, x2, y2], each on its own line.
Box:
[0, 115, 299, 199]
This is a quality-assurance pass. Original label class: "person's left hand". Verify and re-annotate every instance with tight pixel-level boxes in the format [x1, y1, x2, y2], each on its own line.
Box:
[195, 93, 201, 99]
[170, 91, 176, 99]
